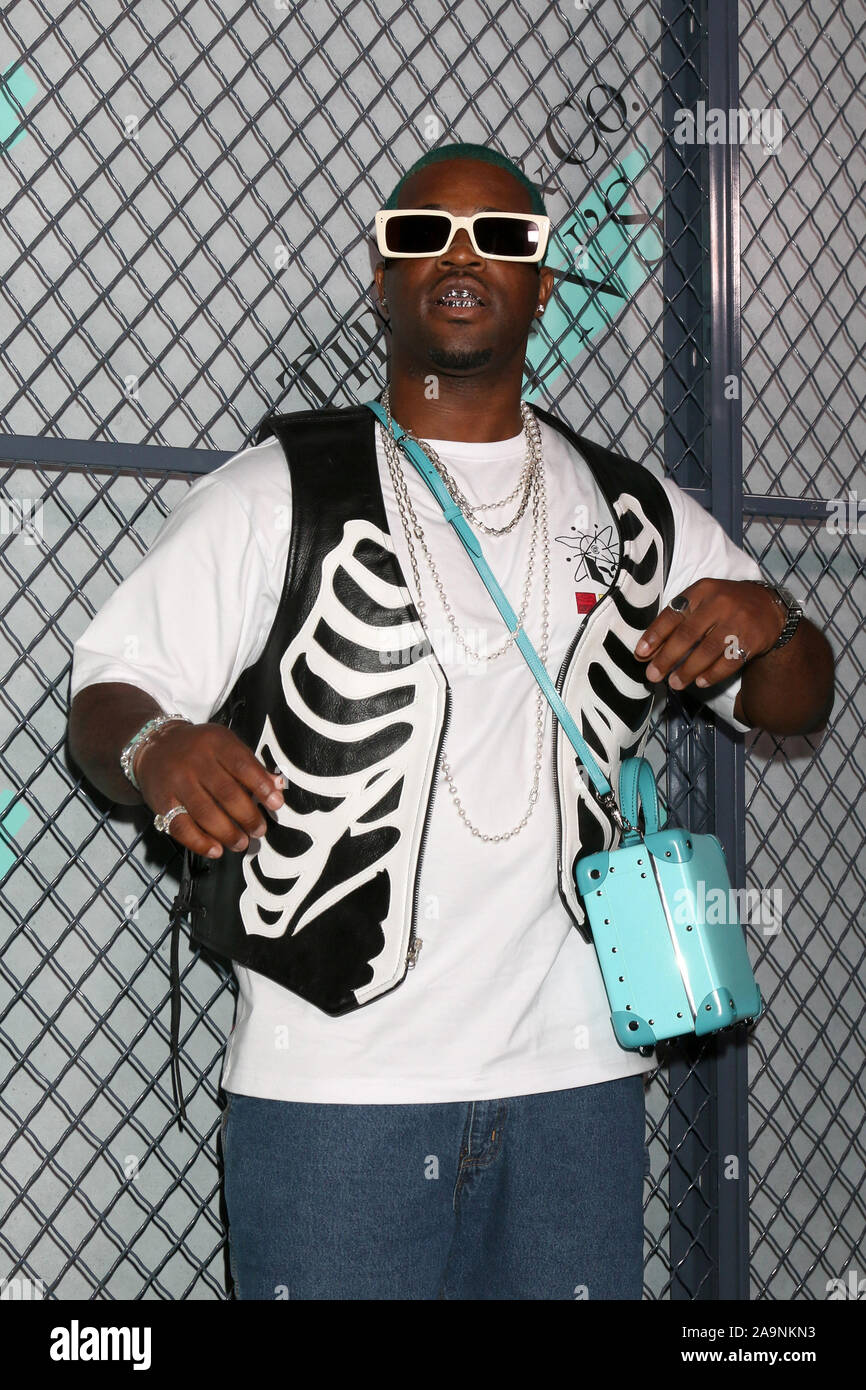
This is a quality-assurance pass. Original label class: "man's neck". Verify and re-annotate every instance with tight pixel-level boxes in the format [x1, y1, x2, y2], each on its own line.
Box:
[386, 370, 525, 442]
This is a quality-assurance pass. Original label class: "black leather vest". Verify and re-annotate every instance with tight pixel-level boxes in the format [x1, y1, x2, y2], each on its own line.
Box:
[178, 403, 676, 1022]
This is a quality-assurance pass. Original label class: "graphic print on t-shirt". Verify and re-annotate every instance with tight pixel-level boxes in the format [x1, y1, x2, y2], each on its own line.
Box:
[555, 519, 617, 615]
[554, 521, 618, 586]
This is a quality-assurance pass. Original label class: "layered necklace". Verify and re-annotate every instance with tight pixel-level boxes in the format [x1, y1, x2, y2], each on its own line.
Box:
[378, 385, 550, 843]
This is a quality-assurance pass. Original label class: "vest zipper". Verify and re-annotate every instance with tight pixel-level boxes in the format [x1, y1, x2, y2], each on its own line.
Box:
[405, 679, 452, 973]
[551, 602, 605, 932]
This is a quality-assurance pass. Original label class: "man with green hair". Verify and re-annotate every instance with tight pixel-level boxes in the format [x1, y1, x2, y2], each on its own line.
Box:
[68, 142, 833, 1300]
[383, 140, 549, 213]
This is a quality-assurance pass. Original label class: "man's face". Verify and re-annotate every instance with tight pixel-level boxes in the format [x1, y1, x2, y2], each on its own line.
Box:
[374, 158, 554, 378]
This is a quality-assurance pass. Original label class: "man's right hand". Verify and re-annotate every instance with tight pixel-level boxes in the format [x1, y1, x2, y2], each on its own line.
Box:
[135, 722, 285, 859]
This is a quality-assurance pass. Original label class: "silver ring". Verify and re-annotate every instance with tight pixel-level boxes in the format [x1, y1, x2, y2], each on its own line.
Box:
[735, 644, 750, 662]
[669, 593, 690, 613]
[154, 805, 188, 834]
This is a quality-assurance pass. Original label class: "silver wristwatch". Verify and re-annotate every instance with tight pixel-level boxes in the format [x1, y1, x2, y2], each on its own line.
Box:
[756, 580, 803, 653]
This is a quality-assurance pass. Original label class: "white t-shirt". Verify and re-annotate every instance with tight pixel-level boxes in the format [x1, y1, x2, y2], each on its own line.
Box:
[71, 419, 762, 1103]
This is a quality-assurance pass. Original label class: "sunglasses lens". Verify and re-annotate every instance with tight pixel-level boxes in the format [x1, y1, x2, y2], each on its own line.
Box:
[383, 213, 453, 255]
[474, 216, 542, 258]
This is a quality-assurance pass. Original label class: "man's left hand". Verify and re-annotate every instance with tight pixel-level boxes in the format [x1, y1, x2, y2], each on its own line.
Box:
[633, 579, 784, 691]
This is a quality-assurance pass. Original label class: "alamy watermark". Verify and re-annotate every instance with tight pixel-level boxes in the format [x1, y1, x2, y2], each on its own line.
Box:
[672, 883, 783, 935]
[826, 491, 866, 534]
[379, 626, 497, 674]
[674, 102, 783, 152]
[826, 1267, 865, 1299]
[49, 1320, 151, 1370]
[1, 497, 43, 544]
[1, 1274, 44, 1299]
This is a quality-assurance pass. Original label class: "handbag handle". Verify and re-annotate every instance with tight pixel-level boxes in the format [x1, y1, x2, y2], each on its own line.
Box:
[618, 756, 667, 841]
[366, 399, 636, 832]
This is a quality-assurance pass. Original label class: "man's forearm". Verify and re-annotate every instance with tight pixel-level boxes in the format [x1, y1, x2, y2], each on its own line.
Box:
[68, 682, 162, 804]
[735, 617, 835, 736]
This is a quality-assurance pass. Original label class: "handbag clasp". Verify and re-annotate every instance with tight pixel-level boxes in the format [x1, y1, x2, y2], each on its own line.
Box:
[597, 787, 635, 836]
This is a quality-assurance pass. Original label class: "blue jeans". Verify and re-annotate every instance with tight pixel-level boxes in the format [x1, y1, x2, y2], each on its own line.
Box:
[220, 1073, 648, 1300]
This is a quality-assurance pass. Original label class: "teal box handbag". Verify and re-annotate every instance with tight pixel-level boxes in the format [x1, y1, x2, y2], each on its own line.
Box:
[573, 757, 762, 1048]
[366, 401, 763, 1053]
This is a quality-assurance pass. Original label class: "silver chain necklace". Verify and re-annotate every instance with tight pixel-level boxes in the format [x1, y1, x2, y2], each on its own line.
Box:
[387, 403, 538, 537]
[378, 389, 551, 843]
[381, 385, 544, 663]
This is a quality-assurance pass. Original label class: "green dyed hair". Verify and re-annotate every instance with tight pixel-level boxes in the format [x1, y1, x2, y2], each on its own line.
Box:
[384, 142, 547, 216]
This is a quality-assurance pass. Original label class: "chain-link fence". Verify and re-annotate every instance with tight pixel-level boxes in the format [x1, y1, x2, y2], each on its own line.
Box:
[738, 0, 865, 1298]
[0, 0, 862, 1300]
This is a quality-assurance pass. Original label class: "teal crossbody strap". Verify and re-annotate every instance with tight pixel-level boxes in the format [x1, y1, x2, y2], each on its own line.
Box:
[366, 399, 626, 817]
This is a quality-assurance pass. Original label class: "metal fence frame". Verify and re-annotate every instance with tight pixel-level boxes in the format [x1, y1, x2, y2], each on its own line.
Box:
[1, 0, 862, 1300]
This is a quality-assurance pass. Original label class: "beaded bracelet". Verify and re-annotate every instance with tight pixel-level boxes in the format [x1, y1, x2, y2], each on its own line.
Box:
[120, 714, 191, 790]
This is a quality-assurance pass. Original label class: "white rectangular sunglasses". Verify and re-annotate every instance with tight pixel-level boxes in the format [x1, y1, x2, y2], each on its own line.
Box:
[375, 209, 551, 263]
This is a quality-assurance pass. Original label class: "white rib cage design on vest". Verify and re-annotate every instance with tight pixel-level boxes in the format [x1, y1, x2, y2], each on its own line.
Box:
[556, 488, 668, 933]
[238, 518, 447, 1003]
